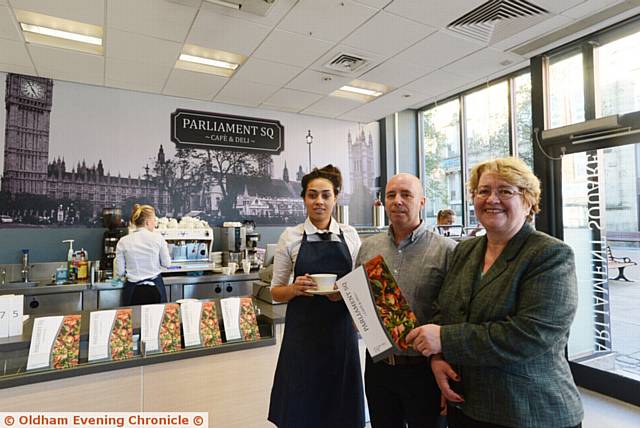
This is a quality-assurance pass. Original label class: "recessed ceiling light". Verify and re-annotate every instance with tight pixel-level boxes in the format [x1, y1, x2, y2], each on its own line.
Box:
[20, 23, 102, 46]
[339, 85, 383, 97]
[179, 54, 238, 70]
[205, 0, 241, 10]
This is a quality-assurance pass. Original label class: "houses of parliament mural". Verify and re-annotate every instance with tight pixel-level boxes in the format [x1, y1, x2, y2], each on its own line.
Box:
[0, 73, 378, 227]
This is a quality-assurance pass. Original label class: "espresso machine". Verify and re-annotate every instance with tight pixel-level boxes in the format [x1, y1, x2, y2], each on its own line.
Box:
[220, 222, 246, 266]
[101, 207, 128, 277]
[243, 220, 261, 268]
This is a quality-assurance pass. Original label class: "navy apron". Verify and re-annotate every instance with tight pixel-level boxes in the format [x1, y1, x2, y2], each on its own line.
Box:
[268, 231, 365, 428]
[122, 275, 167, 306]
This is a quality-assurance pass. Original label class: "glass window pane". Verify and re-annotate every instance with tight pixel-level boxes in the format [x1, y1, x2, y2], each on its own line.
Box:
[422, 99, 462, 226]
[596, 30, 640, 117]
[464, 81, 510, 225]
[562, 146, 640, 383]
[548, 52, 585, 128]
[514, 73, 533, 169]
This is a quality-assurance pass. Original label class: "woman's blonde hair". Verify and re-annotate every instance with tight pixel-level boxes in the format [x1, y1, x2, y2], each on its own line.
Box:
[130, 204, 156, 228]
[467, 157, 541, 222]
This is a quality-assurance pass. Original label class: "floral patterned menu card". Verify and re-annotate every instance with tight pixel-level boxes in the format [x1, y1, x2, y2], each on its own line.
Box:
[141, 304, 182, 355]
[220, 297, 261, 342]
[364, 255, 418, 352]
[181, 301, 223, 348]
[88, 309, 134, 361]
[27, 314, 81, 370]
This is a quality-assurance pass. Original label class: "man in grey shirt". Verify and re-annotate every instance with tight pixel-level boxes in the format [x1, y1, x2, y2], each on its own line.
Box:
[357, 173, 455, 428]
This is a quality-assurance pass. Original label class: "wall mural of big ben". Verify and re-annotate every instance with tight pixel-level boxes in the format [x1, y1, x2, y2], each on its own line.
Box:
[0, 72, 379, 228]
[2, 74, 53, 196]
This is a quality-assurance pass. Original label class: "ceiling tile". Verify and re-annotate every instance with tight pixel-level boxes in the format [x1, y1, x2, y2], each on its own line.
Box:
[106, 28, 182, 66]
[0, 38, 33, 67]
[384, 0, 486, 28]
[263, 88, 323, 111]
[302, 96, 364, 117]
[199, 0, 297, 28]
[534, 0, 587, 14]
[105, 57, 172, 92]
[441, 48, 525, 78]
[28, 44, 104, 85]
[402, 69, 468, 97]
[359, 57, 432, 88]
[215, 79, 279, 107]
[252, 30, 334, 68]
[286, 69, 351, 95]
[163, 68, 227, 101]
[232, 57, 302, 86]
[0, 6, 21, 41]
[187, 7, 271, 56]
[353, 0, 392, 8]
[10, 0, 105, 26]
[278, 0, 378, 43]
[0, 62, 36, 75]
[392, 30, 483, 70]
[342, 11, 436, 57]
[490, 15, 573, 52]
[108, 0, 197, 42]
[561, 0, 623, 19]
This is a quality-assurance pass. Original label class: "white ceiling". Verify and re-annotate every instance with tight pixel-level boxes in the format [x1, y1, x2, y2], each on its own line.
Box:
[0, 0, 639, 123]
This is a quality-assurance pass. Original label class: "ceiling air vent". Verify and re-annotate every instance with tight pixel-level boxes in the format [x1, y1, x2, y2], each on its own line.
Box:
[324, 53, 369, 74]
[448, 0, 549, 44]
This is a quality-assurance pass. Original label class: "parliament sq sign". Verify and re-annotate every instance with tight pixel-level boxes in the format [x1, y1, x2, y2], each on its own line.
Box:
[171, 109, 284, 154]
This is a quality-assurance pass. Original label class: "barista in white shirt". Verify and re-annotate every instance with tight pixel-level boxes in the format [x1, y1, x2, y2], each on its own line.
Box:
[115, 204, 171, 306]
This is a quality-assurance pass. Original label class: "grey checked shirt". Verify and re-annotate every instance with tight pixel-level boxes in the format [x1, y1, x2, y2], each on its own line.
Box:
[356, 222, 456, 355]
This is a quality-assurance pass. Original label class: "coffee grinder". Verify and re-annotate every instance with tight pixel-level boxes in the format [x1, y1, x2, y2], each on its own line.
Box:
[220, 222, 246, 266]
[101, 207, 128, 277]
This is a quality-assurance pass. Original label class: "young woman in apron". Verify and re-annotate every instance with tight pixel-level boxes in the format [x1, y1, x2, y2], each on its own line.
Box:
[115, 204, 171, 306]
[268, 165, 365, 428]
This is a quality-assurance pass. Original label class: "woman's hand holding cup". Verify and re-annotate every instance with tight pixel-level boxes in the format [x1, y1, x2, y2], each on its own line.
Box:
[292, 274, 317, 298]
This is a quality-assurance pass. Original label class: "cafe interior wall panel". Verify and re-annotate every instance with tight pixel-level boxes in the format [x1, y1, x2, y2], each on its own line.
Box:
[142, 345, 281, 427]
[0, 367, 143, 411]
[0, 71, 380, 228]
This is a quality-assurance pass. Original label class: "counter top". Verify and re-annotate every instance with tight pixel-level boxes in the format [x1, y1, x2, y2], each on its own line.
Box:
[0, 304, 275, 389]
[0, 271, 260, 294]
[256, 300, 286, 324]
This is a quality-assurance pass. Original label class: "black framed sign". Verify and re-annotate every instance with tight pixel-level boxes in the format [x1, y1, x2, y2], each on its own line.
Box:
[171, 109, 284, 154]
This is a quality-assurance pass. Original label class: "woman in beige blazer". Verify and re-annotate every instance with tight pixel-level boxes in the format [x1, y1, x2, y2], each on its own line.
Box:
[407, 157, 583, 428]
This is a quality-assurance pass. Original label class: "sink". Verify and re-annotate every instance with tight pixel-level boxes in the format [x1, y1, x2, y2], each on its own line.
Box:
[3, 280, 39, 289]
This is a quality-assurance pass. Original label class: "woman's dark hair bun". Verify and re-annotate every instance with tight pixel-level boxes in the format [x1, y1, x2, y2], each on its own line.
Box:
[300, 164, 342, 197]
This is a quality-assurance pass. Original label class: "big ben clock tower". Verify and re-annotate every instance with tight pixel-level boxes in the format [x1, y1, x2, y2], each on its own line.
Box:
[2, 73, 53, 195]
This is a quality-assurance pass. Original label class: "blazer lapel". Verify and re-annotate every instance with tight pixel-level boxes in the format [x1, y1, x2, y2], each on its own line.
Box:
[472, 223, 535, 298]
[457, 237, 486, 307]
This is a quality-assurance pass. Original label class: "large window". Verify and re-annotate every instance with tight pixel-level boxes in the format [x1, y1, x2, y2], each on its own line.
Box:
[422, 99, 461, 225]
[537, 19, 640, 406]
[421, 72, 533, 227]
[548, 51, 585, 128]
[596, 30, 640, 117]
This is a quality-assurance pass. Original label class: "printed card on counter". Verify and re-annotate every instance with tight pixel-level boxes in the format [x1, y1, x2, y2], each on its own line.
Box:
[181, 301, 223, 348]
[220, 297, 260, 342]
[88, 309, 133, 362]
[141, 304, 182, 355]
[337, 255, 420, 361]
[27, 315, 81, 370]
[0, 294, 24, 338]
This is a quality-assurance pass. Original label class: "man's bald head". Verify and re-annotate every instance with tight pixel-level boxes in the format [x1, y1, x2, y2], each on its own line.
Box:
[384, 173, 426, 237]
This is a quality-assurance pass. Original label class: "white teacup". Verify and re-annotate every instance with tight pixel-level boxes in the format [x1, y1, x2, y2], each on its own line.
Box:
[227, 262, 238, 273]
[221, 266, 233, 275]
[242, 260, 251, 274]
[310, 273, 338, 292]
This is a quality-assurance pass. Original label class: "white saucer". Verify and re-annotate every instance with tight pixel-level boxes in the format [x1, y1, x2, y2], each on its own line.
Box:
[307, 289, 340, 295]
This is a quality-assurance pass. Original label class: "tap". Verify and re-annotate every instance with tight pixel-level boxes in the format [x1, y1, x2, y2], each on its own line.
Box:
[1, 268, 6, 286]
[20, 249, 30, 282]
